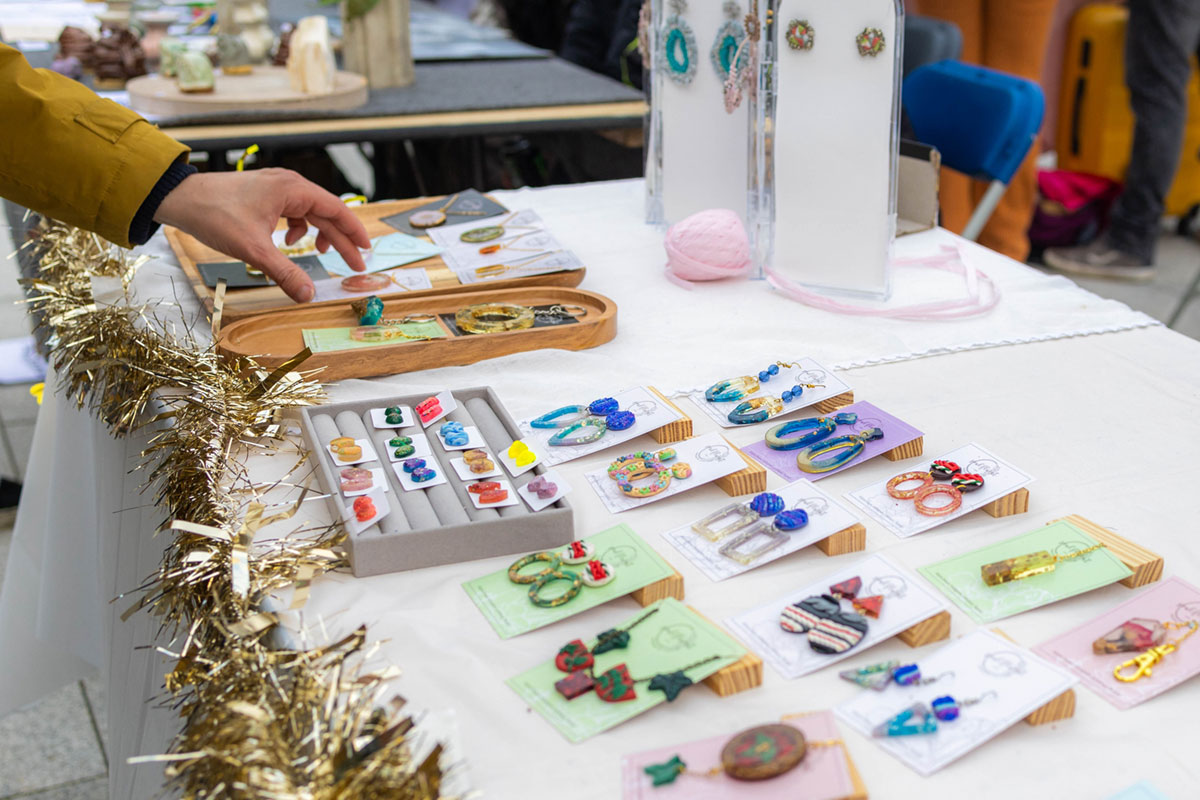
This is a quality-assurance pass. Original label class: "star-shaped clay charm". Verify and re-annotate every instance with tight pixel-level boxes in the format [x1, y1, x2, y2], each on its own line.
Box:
[647, 670, 694, 702]
[643, 755, 687, 786]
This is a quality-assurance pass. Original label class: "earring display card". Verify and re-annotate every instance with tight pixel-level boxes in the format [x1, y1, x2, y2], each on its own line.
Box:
[449, 453, 503, 480]
[463, 524, 678, 639]
[301, 318, 447, 355]
[340, 485, 390, 536]
[199, 255, 331, 288]
[1032, 577, 1200, 710]
[338, 466, 387, 498]
[743, 401, 923, 482]
[450, 250, 586, 286]
[583, 432, 748, 515]
[620, 710, 856, 800]
[726, 553, 946, 680]
[836, 630, 1076, 776]
[325, 438, 378, 467]
[384, 433, 434, 462]
[309, 266, 435, 305]
[426, 209, 544, 249]
[316, 232, 444, 276]
[661, 479, 860, 582]
[517, 386, 685, 467]
[391, 460, 449, 492]
[440, 229, 564, 271]
[846, 444, 1033, 538]
[918, 520, 1134, 624]
[506, 598, 747, 743]
[517, 469, 573, 512]
[369, 406, 415, 429]
[379, 188, 509, 237]
[688, 358, 852, 430]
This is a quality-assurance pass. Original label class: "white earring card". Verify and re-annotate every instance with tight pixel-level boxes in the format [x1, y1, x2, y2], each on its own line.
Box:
[648, 0, 751, 225]
[753, 0, 902, 296]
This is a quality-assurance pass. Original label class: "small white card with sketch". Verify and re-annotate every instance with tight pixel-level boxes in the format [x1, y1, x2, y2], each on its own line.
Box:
[845, 443, 1033, 538]
[725, 553, 947, 680]
[836, 629, 1076, 776]
[687, 358, 851, 429]
[661, 479, 860, 582]
[441, 229, 563, 271]
[427, 209, 546, 248]
[516, 386, 683, 467]
[451, 250, 585, 285]
[583, 432, 745, 515]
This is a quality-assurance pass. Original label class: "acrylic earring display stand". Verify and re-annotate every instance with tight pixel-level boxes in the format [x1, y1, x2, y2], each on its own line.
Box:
[646, 0, 751, 225]
[750, 0, 903, 296]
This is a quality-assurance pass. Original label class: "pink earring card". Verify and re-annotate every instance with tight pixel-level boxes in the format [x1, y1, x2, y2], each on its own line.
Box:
[1033, 577, 1200, 710]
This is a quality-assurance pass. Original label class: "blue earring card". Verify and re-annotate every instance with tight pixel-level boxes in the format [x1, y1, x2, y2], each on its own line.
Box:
[515, 386, 685, 467]
[835, 629, 1077, 776]
[581, 432, 748, 515]
[687, 357, 852, 429]
[505, 598, 747, 743]
[661, 478, 861, 582]
[462, 523, 678, 639]
[742, 401, 923, 482]
[725, 553, 947, 680]
[845, 443, 1034, 539]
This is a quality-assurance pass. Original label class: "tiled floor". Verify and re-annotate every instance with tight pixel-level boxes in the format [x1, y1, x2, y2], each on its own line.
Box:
[0, 210, 1197, 798]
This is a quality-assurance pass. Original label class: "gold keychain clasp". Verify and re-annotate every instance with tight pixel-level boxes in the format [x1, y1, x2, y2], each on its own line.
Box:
[1114, 645, 1174, 682]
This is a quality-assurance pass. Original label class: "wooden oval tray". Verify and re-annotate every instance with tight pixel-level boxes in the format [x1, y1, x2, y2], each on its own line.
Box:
[217, 287, 617, 380]
[167, 196, 587, 325]
[127, 66, 368, 115]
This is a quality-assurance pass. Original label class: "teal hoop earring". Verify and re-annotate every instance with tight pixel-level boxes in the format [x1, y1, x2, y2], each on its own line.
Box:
[660, 0, 698, 85]
[765, 412, 858, 450]
[710, 2, 746, 80]
[796, 428, 884, 473]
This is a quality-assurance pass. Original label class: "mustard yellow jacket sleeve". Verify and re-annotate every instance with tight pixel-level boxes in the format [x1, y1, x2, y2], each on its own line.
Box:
[0, 43, 189, 247]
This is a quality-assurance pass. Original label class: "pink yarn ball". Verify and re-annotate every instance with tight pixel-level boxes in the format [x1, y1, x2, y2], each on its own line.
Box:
[664, 209, 751, 288]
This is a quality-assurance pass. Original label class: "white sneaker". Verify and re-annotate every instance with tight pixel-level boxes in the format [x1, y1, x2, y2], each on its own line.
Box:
[1043, 241, 1155, 282]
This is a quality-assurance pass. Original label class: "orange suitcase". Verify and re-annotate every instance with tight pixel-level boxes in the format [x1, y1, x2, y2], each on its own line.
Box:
[1056, 4, 1200, 217]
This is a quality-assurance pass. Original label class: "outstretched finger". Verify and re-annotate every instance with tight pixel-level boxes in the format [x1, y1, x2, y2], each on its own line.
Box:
[285, 217, 308, 246]
[279, 177, 371, 252]
[246, 245, 315, 303]
[311, 217, 367, 272]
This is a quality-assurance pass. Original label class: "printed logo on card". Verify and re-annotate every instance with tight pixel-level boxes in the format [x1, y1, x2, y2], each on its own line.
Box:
[796, 369, 827, 384]
[966, 457, 1001, 476]
[696, 444, 731, 463]
[1054, 540, 1101, 561]
[653, 624, 698, 651]
[1173, 602, 1200, 623]
[628, 400, 658, 416]
[980, 651, 1028, 677]
[793, 496, 830, 516]
[869, 575, 909, 599]
[601, 544, 639, 567]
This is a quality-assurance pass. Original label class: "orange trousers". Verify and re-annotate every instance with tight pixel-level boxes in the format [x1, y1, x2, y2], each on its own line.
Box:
[910, 0, 1057, 261]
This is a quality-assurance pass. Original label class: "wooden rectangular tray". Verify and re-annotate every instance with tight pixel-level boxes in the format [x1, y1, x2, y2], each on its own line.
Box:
[217, 286, 617, 380]
[166, 196, 587, 325]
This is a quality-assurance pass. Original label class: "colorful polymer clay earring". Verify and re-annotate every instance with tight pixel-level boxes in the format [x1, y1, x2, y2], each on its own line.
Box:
[717, 508, 809, 566]
[795, 428, 884, 474]
[608, 448, 693, 498]
[660, 0, 698, 86]
[786, 18, 814, 50]
[538, 396, 636, 447]
[838, 661, 953, 691]
[692, 491, 784, 541]
[779, 593, 870, 654]
[898, 460, 985, 517]
[507, 548, 614, 607]
[711, 1, 747, 82]
[856, 27, 885, 57]
[872, 692, 996, 737]
[765, 412, 857, 450]
[644, 723, 844, 786]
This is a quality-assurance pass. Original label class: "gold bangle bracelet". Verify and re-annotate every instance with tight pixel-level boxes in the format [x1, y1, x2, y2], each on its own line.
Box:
[455, 303, 535, 334]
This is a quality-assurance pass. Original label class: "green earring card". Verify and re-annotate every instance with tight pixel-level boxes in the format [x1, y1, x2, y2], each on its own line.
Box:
[918, 520, 1133, 623]
[506, 598, 747, 743]
[464, 524, 678, 639]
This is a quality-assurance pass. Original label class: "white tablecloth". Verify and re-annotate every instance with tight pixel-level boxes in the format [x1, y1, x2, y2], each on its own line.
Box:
[2, 179, 1196, 799]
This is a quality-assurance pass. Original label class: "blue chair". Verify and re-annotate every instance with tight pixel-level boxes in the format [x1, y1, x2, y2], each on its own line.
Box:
[903, 60, 1045, 242]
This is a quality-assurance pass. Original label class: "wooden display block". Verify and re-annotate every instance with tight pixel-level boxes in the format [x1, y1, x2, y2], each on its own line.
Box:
[813, 522, 868, 557]
[894, 610, 952, 648]
[1048, 515, 1163, 588]
[881, 435, 924, 462]
[647, 386, 694, 444]
[630, 567, 685, 606]
[690, 606, 764, 698]
[993, 629, 1077, 726]
[982, 487, 1030, 519]
[715, 439, 768, 497]
[812, 391, 856, 415]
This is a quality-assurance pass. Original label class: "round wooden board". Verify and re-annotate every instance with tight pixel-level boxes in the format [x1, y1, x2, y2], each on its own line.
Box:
[127, 66, 368, 115]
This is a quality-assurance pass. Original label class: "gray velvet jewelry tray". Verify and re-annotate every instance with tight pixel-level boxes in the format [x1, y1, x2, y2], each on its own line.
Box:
[299, 386, 574, 577]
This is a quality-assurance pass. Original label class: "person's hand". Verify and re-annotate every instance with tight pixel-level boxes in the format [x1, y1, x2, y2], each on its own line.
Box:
[154, 168, 371, 302]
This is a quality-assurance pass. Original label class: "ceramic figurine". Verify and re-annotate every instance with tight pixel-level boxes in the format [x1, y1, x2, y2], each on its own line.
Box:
[216, 33, 254, 75]
[159, 38, 186, 78]
[176, 51, 216, 94]
[287, 15, 336, 95]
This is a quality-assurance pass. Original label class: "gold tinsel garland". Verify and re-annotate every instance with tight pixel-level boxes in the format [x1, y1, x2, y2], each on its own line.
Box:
[22, 223, 446, 799]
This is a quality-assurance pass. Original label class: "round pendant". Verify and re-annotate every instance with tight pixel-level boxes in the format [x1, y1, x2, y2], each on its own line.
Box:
[341, 273, 392, 293]
[720, 724, 807, 781]
[460, 225, 506, 243]
[409, 210, 447, 229]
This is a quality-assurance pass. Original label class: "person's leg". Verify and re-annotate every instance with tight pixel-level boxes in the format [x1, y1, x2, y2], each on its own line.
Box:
[974, 0, 1057, 262]
[1044, 0, 1200, 278]
[1106, 0, 1200, 262]
[908, 0, 982, 235]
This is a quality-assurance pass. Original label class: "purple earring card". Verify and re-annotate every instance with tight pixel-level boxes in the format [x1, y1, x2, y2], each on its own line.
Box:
[620, 711, 856, 800]
[743, 401, 923, 483]
[1032, 577, 1200, 710]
